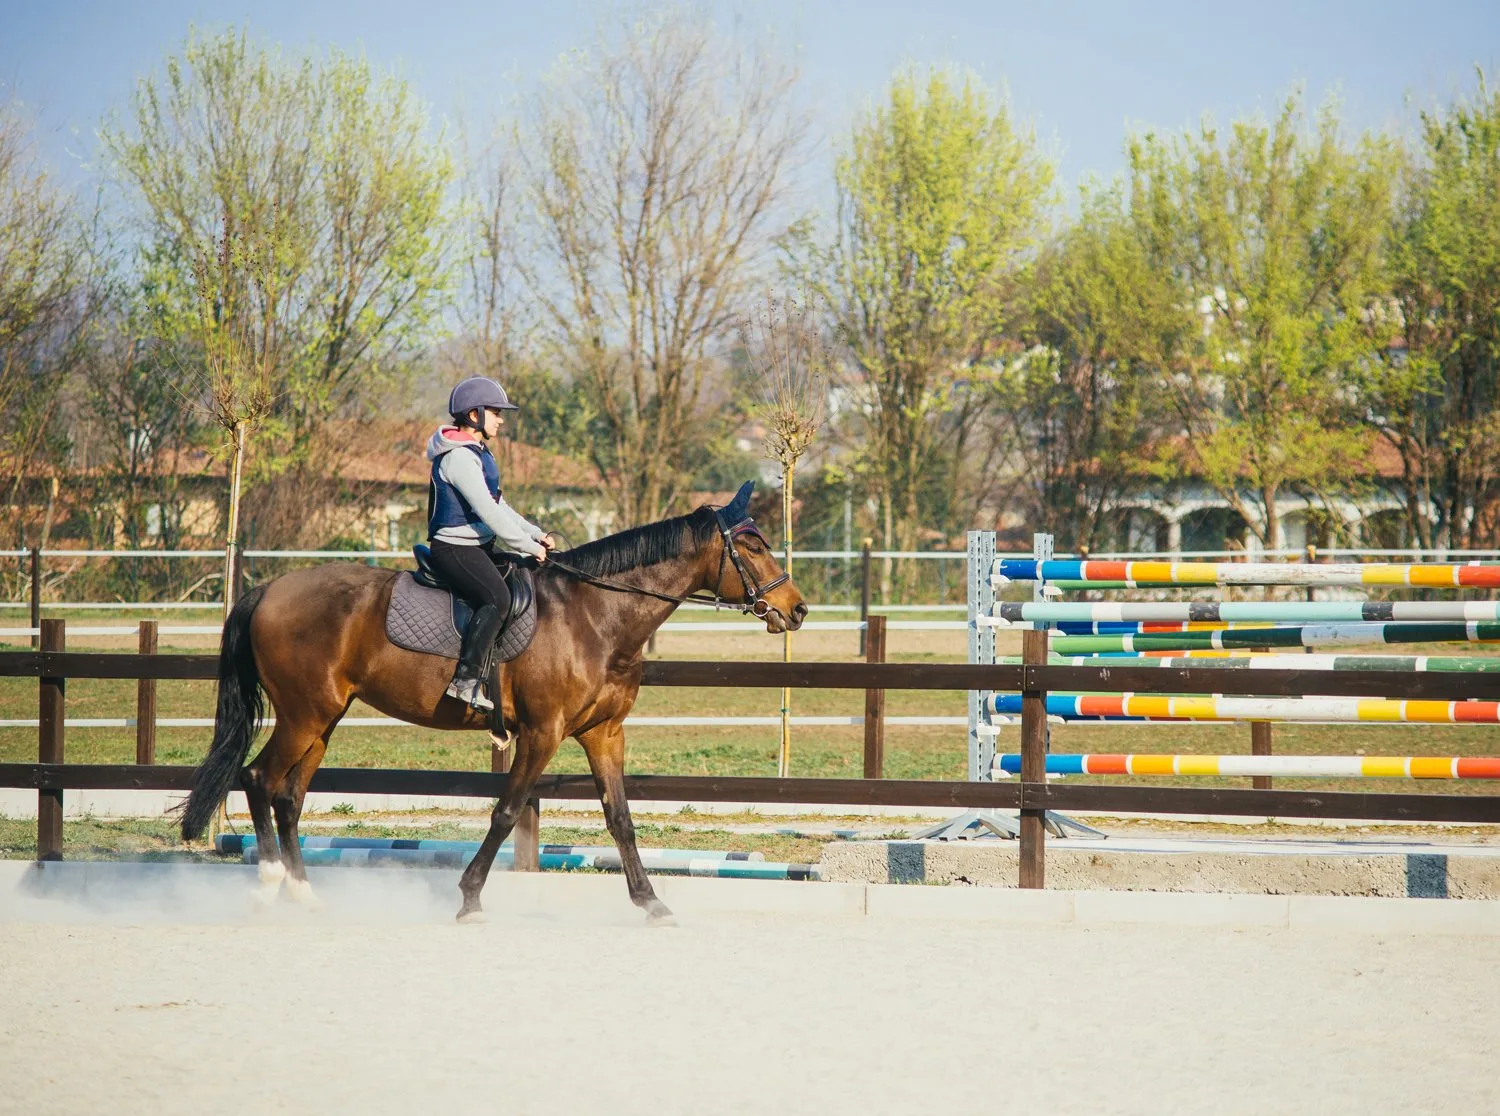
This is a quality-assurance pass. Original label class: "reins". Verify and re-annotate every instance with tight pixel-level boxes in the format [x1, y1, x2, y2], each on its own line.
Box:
[545, 515, 790, 620]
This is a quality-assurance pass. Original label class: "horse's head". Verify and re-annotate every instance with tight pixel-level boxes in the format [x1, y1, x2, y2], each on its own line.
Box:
[710, 481, 808, 634]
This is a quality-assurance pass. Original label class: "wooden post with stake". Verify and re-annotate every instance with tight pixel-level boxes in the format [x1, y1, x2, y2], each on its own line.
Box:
[862, 614, 887, 779]
[136, 620, 158, 765]
[29, 547, 41, 650]
[1018, 625, 1048, 889]
[858, 538, 873, 657]
[37, 618, 65, 860]
[1251, 721, 1273, 791]
[492, 737, 539, 871]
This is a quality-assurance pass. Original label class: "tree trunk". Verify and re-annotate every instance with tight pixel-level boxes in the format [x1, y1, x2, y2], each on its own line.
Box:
[1261, 482, 1282, 552]
[39, 476, 59, 551]
[223, 421, 248, 617]
[778, 461, 794, 778]
[879, 489, 894, 605]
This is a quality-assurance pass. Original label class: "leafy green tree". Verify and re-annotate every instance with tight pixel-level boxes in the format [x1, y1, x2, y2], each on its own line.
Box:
[802, 67, 1054, 565]
[1127, 93, 1397, 549]
[103, 28, 452, 569]
[1373, 73, 1500, 548]
[1005, 185, 1181, 548]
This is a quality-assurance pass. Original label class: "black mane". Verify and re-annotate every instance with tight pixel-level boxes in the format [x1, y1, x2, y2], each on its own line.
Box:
[554, 506, 719, 577]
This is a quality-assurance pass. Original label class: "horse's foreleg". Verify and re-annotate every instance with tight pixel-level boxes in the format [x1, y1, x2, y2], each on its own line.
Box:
[578, 720, 674, 926]
[456, 722, 561, 922]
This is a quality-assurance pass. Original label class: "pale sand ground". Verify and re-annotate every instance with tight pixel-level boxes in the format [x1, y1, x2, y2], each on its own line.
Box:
[0, 872, 1495, 1116]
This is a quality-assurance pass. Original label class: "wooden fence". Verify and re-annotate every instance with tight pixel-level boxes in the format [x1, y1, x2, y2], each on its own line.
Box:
[2, 615, 1499, 889]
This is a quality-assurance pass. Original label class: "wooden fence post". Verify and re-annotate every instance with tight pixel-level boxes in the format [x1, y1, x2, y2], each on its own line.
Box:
[515, 798, 541, 871]
[29, 547, 41, 650]
[1019, 627, 1047, 889]
[136, 620, 158, 765]
[862, 614, 887, 779]
[858, 539, 873, 656]
[37, 618, 65, 861]
[492, 738, 540, 871]
[1251, 721, 1273, 791]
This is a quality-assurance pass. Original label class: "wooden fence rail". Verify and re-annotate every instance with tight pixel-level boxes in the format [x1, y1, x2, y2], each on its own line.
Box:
[2, 633, 1499, 883]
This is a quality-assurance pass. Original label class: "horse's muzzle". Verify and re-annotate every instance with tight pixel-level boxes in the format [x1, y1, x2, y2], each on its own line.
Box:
[763, 601, 807, 634]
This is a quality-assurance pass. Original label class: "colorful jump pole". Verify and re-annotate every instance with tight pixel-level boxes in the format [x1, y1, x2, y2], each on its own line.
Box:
[992, 753, 1500, 778]
[1054, 621, 1279, 634]
[991, 601, 1500, 624]
[1051, 621, 1500, 654]
[1052, 652, 1500, 673]
[994, 558, 1500, 589]
[986, 693, 1500, 723]
[237, 843, 816, 879]
[216, 834, 764, 861]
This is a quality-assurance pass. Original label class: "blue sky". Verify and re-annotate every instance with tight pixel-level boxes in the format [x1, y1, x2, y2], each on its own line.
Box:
[2, 0, 1497, 196]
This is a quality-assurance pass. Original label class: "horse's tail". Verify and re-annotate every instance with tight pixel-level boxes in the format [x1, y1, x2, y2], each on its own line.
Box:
[180, 584, 267, 840]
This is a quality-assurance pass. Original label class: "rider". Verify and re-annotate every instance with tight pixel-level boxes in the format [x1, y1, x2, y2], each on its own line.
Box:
[426, 376, 556, 709]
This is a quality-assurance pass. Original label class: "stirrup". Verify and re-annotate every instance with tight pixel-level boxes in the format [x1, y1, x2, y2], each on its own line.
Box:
[487, 667, 512, 749]
[445, 675, 494, 711]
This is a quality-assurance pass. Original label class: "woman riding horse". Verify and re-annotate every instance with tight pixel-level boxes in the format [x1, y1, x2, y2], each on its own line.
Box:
[425, 376, 557, 712]
[178, 474, 807, 923]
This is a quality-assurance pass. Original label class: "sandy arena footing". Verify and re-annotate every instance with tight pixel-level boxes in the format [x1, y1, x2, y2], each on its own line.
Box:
[821, 836, 1500, 897]
[2, 861, 1499, 1116]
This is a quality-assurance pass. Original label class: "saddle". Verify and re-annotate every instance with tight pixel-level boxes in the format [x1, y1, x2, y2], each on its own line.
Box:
[385, 544, 538, 664]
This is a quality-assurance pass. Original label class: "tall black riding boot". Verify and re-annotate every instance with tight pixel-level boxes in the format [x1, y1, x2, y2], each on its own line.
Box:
[446, 603, 505, 710]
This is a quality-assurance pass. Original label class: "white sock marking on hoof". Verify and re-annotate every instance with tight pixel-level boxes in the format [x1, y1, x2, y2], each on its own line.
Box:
[251, 860, 285, 907]
[285, 876, 322, 910]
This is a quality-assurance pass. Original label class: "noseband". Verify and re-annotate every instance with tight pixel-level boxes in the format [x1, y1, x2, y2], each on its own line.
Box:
[545, 513, 792, 623]
[711, 518, 790, 619]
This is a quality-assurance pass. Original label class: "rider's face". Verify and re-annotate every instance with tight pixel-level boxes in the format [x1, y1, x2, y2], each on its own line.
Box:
[480, 410, 505, 439]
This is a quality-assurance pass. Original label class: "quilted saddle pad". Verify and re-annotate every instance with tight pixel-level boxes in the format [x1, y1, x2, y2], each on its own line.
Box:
[384, 571, 537, 662]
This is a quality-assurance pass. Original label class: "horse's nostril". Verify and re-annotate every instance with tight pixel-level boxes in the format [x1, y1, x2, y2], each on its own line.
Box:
[793, 602, 808, 620]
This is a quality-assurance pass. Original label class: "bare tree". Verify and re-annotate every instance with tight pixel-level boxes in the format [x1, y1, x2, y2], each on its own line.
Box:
[519, 9, 806, 524]
[0, 97, 102, 547]
[740, 291, 828, 776]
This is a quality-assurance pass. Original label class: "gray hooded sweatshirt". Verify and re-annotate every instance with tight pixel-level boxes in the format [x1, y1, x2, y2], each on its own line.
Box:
[425, 427, 549, 558]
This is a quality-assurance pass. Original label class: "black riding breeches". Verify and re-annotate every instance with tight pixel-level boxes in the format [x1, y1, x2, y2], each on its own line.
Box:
[427, 540, 512, 618]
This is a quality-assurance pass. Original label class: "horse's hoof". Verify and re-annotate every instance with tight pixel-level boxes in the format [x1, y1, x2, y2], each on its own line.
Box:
[250, 885, 280, 910]
[285, 876, 323, 911]
[645, 901, 677, 928]
[456, 902, 485, 924]
[251, 860, 285, 907]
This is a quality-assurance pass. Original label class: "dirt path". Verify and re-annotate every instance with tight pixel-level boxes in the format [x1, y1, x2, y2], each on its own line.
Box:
[1, 872, 1495, 1115]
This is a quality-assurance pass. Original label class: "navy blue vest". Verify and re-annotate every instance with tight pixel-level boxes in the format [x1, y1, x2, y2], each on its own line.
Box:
[428, 444, 501, 534]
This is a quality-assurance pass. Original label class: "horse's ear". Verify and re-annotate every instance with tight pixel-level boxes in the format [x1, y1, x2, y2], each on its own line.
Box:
[717, 480, 755, 527]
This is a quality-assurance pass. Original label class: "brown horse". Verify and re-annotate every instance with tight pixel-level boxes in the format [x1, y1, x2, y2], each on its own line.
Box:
[179, 483, 807, 923]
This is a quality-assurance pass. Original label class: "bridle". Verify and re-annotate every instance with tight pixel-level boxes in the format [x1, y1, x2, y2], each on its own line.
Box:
[545, 513, 792, 622]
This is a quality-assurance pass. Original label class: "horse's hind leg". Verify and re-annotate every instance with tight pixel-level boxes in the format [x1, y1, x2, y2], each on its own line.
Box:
[244, 711, 335, 908]
[274, 733, 329, 909]
[242, 723, 304, 904]
[577, 720, 674, 925]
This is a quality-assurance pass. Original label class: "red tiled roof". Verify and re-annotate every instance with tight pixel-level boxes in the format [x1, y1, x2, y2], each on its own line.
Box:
[20, 421, 605, 491]
[337, 420, 603, 490]
[1159, 433, 1405, 481]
